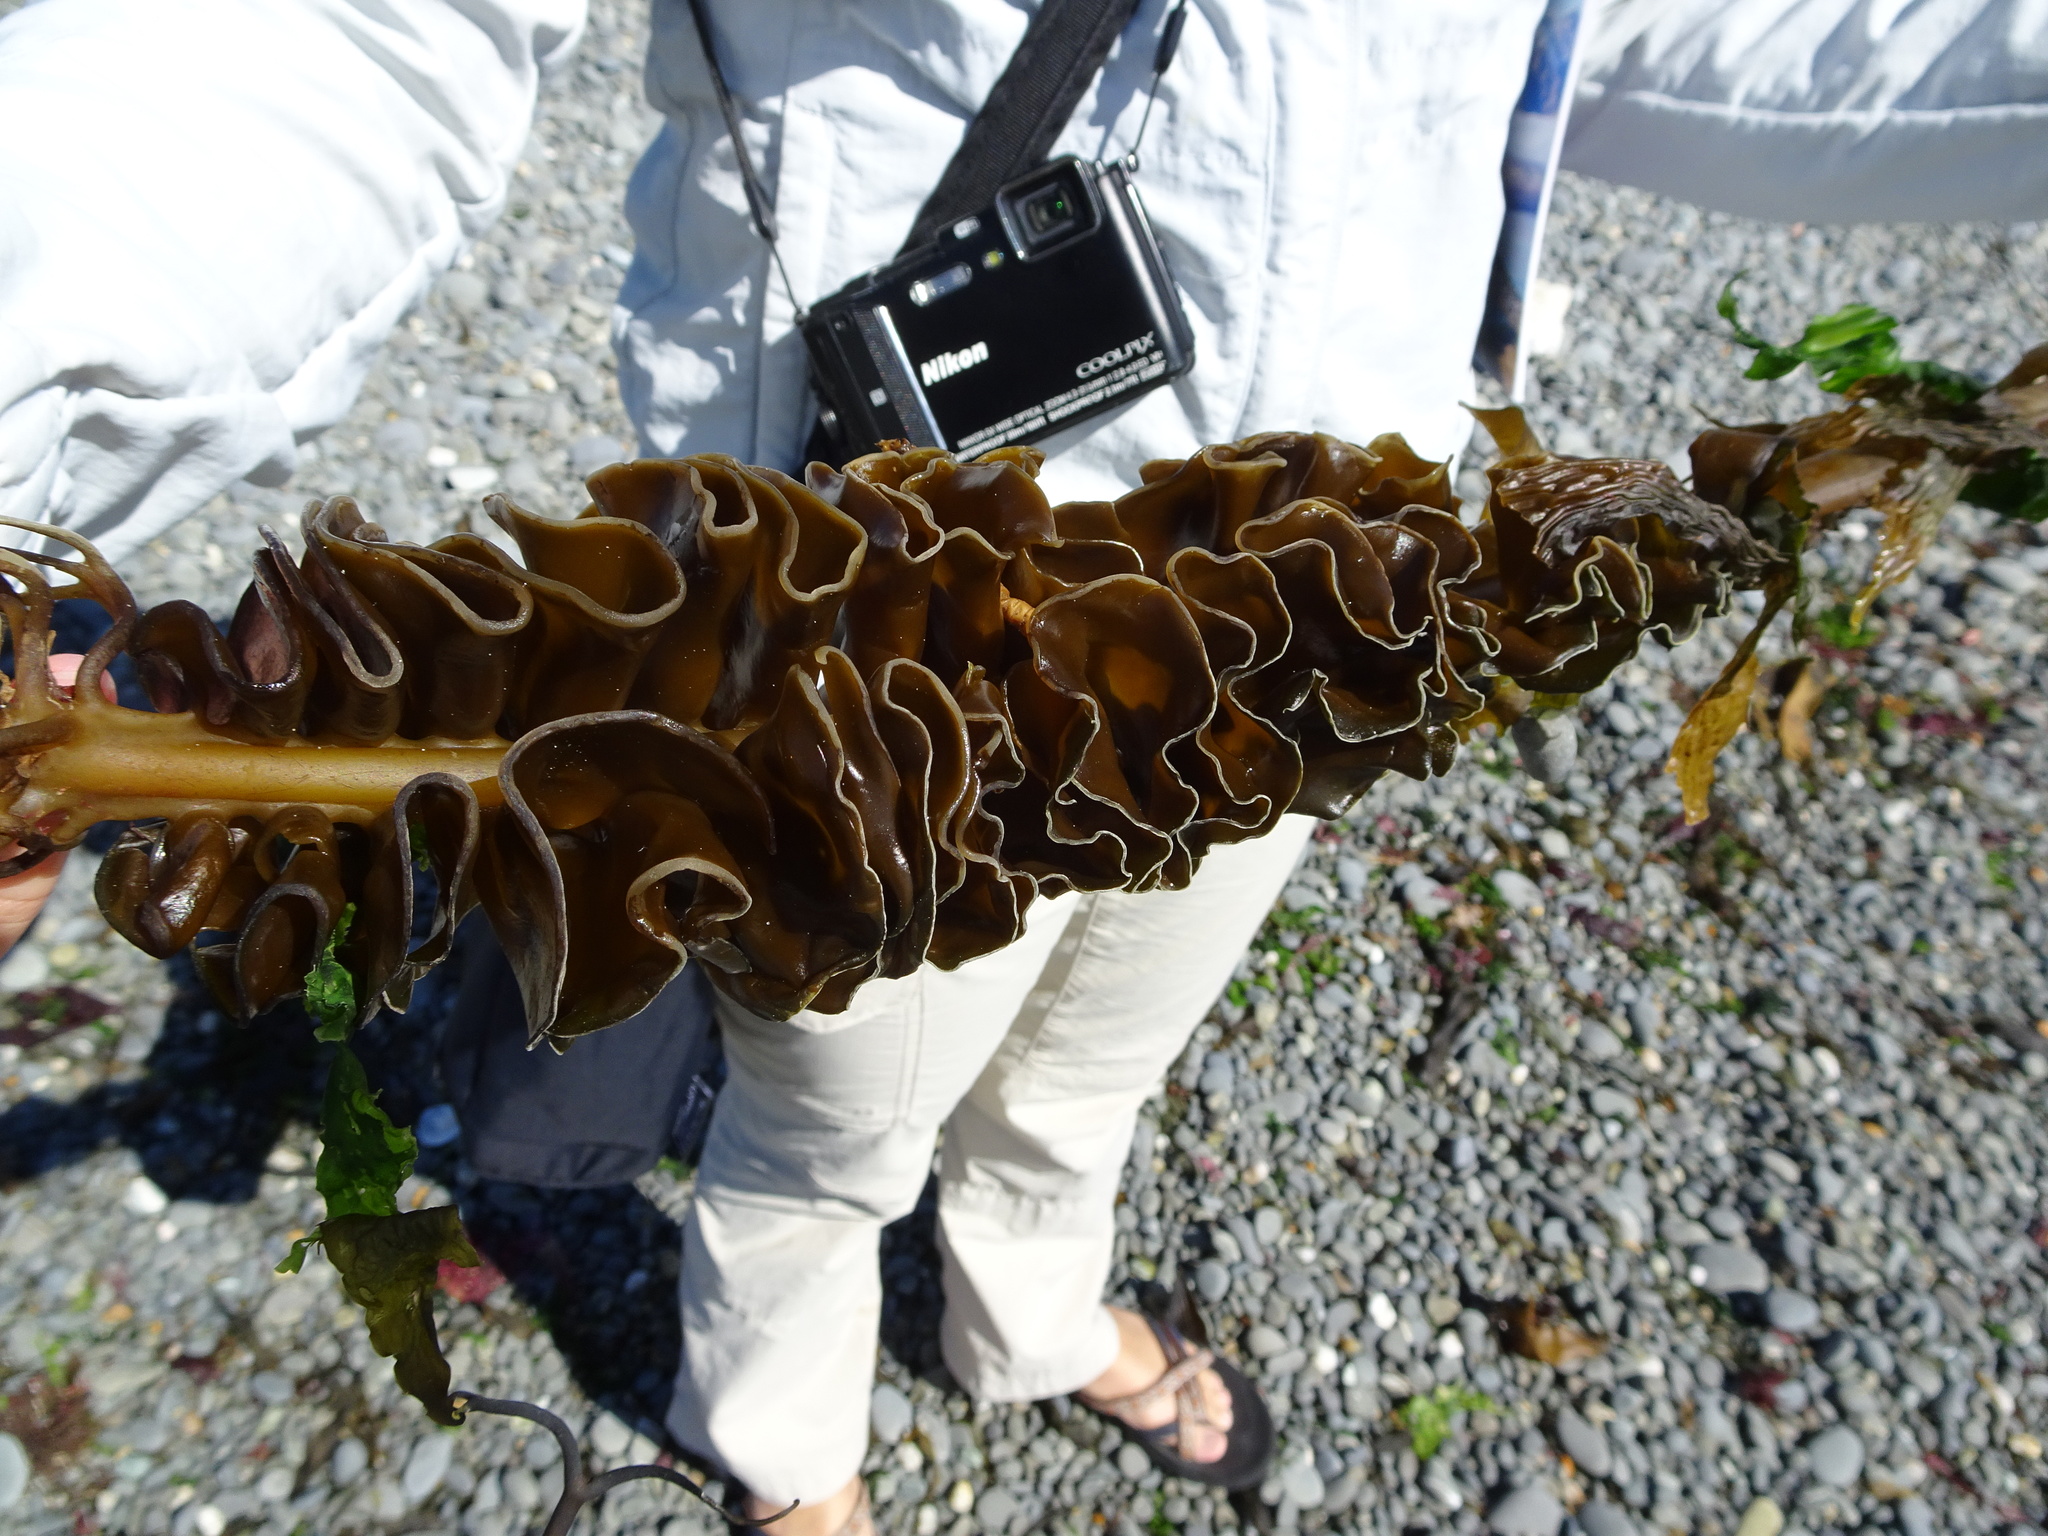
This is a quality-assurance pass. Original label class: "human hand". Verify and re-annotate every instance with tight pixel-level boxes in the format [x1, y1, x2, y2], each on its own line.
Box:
[0, 654, 118, 959]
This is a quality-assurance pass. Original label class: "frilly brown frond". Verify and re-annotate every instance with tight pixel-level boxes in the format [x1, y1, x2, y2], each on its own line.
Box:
[0, 430, 1770, 1037]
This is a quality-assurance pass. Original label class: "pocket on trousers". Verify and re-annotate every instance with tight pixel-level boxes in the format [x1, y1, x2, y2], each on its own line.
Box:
[722, 974, 920, 1137]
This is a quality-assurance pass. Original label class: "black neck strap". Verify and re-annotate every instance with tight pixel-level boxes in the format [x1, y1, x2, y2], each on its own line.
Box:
[684, 0, 1187, 307]
[900, 0, 1147, 253]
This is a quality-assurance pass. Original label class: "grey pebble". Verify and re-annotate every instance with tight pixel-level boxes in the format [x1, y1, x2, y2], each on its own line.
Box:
[437, 269, 490, 316]
[248, 1369, 294, 1406]
[569, 433, 630, 479]
[1280, 1455, 1325, 1508]
[1393, 864, 1452, 919]
[1335, 856, 1369, 901]
[1689, 1242, 1770, 1293]
[1553, 1406, 1613, 1479]
[1321, 1464, 1367, 1513]
[1763, 1288, 1821, 1335]
[1195, 1259, 1231, 1303]
[1576, 1501, 1639, 1536]
[1577, 1023, 1625, 1062]
[1221, 1212, 1264, 1267]
[1899, 1496, 1936, 1536]
[870, 1382, 913, 1443]
[1245, 1325, 1289, 1359]
[1981, 556, 2039, 594]
[1512, 711, 1578, 785]
[1703, 1206, 1746, 1240]
[1933, 1284, 1982, 1330]
[1778, 1225, 1814, 1271]
[401, 1431, 454, 1502]
[1491, 869, 1544, 913]
[415, 1103, 461, 1148]
[1588, 1085, 1635, 1120]
[1805, 1424, 1864, 1487]
[0, 1433, 26, 1511]
[331, 1436, 369, 1485]
[1115, 1443, 1151, 1480]
[976, 1487, 1021, 1529]
[1488, 1481, 1565, 1536]
[374, 418, 431, 461]
[1602, 700, 1642, 736]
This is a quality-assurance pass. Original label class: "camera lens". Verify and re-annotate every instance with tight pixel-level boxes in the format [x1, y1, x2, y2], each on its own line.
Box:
[1024, 188, 1073, 237]
[999, 163, 1096, 256]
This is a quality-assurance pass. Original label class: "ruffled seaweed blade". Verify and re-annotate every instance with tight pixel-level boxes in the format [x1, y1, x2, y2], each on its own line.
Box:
[0, 325, 2039, 1032]
[0, 309, 2029, 1424]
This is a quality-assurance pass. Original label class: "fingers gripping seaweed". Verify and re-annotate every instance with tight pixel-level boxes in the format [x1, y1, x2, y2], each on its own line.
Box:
[0, 431, 1764, 1040]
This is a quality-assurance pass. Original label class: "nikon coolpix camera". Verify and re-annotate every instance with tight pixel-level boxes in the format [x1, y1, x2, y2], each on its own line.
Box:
[802, 156, 1195, 459]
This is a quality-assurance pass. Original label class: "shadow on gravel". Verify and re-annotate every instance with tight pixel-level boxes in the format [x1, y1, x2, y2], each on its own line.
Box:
[877, 1173, 953, 1389]
[454, 1174, 685, 1425]
[0, 926, 722, 1432]
[449, 1133, 956, 1432]
[0, 952, 327, 1201]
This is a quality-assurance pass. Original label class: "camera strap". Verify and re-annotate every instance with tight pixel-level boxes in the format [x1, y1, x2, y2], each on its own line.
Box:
[682, 0, 1190, 304]
[680, 0, 801, 311]
[900, 0, 1145, 252]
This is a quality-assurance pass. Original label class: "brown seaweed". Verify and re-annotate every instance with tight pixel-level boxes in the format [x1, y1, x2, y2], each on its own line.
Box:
[1, 394, 2024, 1038]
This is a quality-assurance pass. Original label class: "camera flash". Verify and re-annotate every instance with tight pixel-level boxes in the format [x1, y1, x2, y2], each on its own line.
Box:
[908, 262, 974, 306]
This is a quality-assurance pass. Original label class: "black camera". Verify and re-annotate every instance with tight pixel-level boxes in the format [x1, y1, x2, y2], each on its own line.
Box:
[802, 156, 1195, 460]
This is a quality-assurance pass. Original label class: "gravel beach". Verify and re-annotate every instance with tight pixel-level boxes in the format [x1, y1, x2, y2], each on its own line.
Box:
[4, 6, 2048, 1536]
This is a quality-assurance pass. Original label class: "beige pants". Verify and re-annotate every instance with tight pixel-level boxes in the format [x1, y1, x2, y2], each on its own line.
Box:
[665, 816, 1317, 1502]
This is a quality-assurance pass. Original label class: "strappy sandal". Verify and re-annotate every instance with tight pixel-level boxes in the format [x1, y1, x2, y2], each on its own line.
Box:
[1077, 1295, 1274, 1490]
[743, 1481, 873, 1536]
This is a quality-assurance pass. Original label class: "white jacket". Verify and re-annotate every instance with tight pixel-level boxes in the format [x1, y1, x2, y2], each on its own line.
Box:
[0, 0, 2042, 562]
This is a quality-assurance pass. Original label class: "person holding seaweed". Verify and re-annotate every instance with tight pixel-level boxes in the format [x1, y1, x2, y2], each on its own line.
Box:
[0, 1, 2044, 1531]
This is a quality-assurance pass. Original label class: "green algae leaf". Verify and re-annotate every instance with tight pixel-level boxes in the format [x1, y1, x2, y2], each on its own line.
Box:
[1398, 1384, 1500, 1460]
[1716, 280, 1983, 402]
[315, 1044, 416, 1220]
[274, 1046, 480, 1424]
[305, 903, 357, 1043]
[322, 1207, 480, 1425]
[276, 1044, 416, 1273]
[1963, 452, 2048, 522]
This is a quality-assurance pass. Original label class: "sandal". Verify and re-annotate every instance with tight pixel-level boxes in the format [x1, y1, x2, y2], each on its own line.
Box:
[744, 1481, 872, 1536]
[1078, 1292, 1274, 1490]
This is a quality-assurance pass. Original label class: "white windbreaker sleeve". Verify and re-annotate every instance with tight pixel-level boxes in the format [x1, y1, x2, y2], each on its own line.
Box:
[1565, 0, 2048, 223]
[0, 0, 586, 563]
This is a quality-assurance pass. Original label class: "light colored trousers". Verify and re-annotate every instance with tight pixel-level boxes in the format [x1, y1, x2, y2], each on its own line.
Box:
[665, 816, 1317, 1503]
